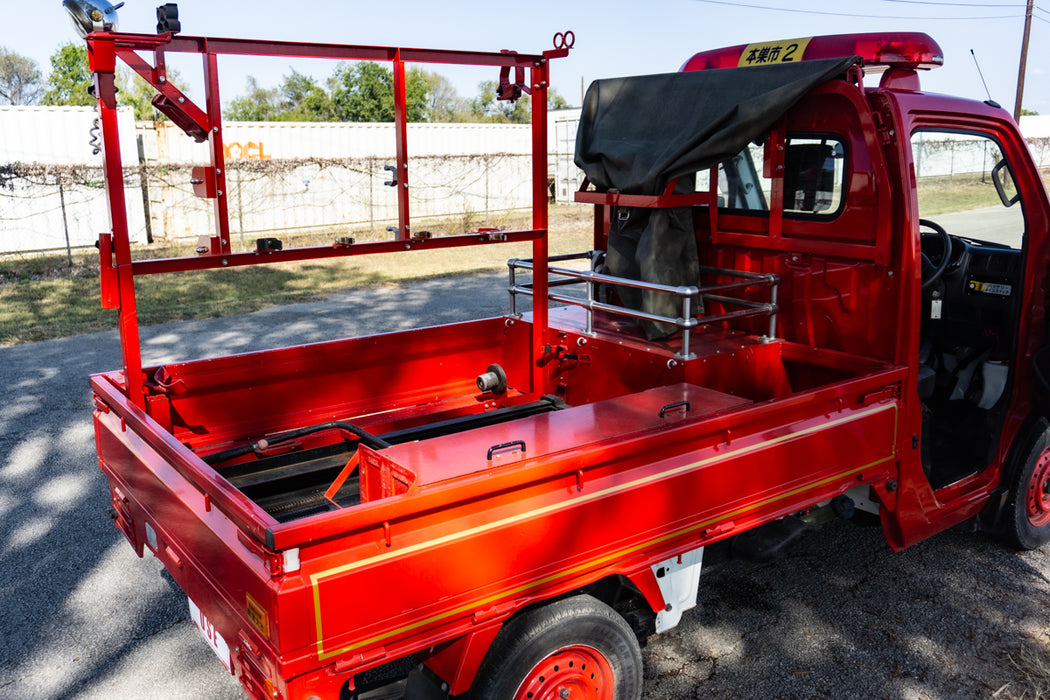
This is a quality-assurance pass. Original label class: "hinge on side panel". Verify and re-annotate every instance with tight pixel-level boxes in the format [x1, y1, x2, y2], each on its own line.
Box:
[472, 601, 515, 625]
[871, 104, 897, 146]
[98, 233, 119, 309]
[264, 552, 283, 577]
[651, 546, 705, 633]
[333, 646, 387, 674]
[237, 530, 285, 578]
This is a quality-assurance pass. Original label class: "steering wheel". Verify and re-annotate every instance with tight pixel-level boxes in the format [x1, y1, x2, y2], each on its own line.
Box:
[920, 218, 952, 290]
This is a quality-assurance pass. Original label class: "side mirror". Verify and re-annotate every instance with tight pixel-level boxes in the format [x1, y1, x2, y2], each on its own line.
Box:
[991, 159, 1021, 208]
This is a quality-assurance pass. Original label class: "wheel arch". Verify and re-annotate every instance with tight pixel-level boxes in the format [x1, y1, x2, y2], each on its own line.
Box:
[418, 573, 659, 697]
[981, 413, 1049, 533]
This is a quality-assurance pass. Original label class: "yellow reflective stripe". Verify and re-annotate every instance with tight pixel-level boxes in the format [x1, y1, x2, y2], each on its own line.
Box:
[312, 402, 897, 659]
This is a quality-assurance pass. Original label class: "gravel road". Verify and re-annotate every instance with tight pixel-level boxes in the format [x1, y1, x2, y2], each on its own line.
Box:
[1, 271, 1048, 699]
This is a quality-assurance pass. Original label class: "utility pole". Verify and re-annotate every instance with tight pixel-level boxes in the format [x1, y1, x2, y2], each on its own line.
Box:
[1014, 0, 1034, 122]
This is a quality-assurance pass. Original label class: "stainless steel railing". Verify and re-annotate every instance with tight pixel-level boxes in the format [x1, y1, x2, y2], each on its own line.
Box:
[508, 251, 778, 360]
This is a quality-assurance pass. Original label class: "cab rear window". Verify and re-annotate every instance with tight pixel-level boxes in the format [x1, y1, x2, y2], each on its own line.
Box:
[698, 134, 847, 219]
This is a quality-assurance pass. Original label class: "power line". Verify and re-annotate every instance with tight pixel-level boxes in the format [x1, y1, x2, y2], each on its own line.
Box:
[883, 0, 1024, 6]
[690, 0, 1022, 19]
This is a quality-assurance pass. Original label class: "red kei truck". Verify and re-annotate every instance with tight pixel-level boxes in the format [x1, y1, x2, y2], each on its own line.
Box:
[87, 18, 1050, 700]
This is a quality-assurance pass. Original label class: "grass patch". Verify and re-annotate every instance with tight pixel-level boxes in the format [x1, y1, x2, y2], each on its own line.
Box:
[5, 168, 1049, 347]
[1001, 639, 1050, 700]
[0, 206, 593, 345]
[916, 172, 1011, 216]
[915, 168, 1050, 217]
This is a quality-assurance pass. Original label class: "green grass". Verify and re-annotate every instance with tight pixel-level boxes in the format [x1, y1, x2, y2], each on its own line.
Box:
[915, 172, 1010, 216]
[5, 168, 1049, 347]
[0, 206, 593, 345]
[915, 168, 1050, 217]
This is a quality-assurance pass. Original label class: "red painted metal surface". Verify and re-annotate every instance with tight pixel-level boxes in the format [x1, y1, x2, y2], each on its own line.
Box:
[682, 32, 943, 72]
[87, 27, 1050, 700]
[513, 645, 615, 700]
[86, 30, 566, 406]
[875, 89, 1049, 549]
[1027, 448, 1050, 528]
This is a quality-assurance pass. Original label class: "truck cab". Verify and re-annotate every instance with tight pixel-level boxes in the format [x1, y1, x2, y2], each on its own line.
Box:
[672, 34, 1050, 550]
[86, 26, 1050, 700]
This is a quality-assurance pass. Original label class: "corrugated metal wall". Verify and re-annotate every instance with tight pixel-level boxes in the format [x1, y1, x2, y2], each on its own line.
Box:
[146, 120, 532, 161]
[550, 110, 582, 203]
[0, 105, 139, 164]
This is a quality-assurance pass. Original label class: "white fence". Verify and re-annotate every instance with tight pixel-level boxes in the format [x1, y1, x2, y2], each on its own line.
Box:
[2, 108, 1048, 255]
[0, 108, 537, 254]
[0, 107, 145, 254]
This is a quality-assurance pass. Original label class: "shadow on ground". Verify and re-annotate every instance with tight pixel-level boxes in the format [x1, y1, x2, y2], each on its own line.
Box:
[1, 271, 1048, 699]
[0, 273, 513, 698]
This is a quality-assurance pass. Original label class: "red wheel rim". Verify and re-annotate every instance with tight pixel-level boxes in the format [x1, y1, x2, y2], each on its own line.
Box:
[1027, 448, 1050, 528]
[513, 645, 615, 700]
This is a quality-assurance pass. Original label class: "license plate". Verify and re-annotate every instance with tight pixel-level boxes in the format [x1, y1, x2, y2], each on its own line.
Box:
[188, 597, 233, 673]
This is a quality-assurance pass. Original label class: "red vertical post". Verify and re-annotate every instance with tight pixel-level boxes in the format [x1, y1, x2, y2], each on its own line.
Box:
[392, 50, 411, 239]
[203, 47, 232, 254]
[531, 58, 550, 393]
[91, 36, 145, 408]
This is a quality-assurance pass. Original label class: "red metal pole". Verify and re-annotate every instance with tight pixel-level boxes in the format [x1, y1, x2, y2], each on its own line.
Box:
[203, 45, 232, 254]
[90, 36, 145, 407]
[531, 58, 550, 393]
[393, 50, 411, 239]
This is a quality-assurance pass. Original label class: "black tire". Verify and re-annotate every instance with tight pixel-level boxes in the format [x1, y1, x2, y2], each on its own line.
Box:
[1003, 417, 1050, 550]
[469, 595, 643, 700]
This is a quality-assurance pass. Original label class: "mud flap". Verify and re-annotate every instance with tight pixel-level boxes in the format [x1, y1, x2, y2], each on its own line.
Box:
[651, 546, 704, 633]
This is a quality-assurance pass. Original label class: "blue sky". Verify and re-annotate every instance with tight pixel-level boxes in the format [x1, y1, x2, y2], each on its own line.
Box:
[6, 0, 1049, 114]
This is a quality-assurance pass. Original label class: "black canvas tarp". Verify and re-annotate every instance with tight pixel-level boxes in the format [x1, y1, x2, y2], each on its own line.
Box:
[574, 56, 858, 338]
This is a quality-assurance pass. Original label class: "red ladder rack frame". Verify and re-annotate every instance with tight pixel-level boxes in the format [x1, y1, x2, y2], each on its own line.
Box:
[87, 31, 570, 408]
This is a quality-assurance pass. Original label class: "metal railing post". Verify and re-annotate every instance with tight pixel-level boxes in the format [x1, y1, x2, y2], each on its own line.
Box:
[681, 294, 693, 360]
[508, 260, 519, 317]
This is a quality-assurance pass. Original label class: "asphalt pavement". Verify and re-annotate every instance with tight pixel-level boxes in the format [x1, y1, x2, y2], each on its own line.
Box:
[1, 271, 1048, 699]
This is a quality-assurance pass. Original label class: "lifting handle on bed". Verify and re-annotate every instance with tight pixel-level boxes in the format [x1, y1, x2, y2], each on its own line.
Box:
[487, 440, 527, 462]
[659, 401, 691, 418]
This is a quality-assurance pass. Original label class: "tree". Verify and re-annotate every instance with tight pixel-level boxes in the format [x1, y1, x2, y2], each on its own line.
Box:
[328, 61, 430, 122]
[225, 70, 335, 122]
[470, 81, 572, 124]
[548, 90, 572, 111]
[277, 70, 335, 121]
[0, 47, 42, 105]
[42, 42, 188, 119]
[42, 42, 93, 107]
[1021, 108, 1040, 116]
[118, 67, 186, 121]
[421, 71, 469, 122]
[225, 76, 282, 121]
